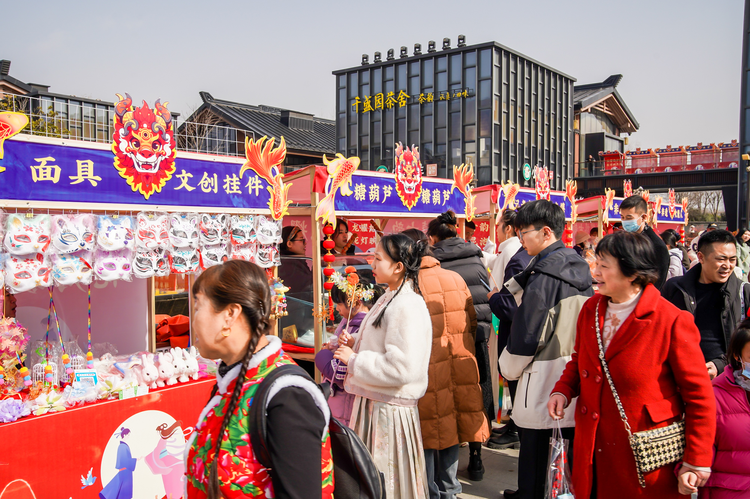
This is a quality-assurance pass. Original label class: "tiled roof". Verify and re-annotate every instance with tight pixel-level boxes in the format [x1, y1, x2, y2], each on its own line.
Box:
[188, 92, 335, 155]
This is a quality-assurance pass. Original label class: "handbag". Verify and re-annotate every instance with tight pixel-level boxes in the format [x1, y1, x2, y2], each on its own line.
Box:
[594, 302, 686, 488]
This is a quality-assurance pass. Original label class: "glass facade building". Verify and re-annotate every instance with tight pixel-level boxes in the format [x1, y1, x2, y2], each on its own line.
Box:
[333, 41, 575, 189]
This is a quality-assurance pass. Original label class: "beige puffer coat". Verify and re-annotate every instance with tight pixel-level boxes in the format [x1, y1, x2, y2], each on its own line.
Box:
[417, 256, 490, 450]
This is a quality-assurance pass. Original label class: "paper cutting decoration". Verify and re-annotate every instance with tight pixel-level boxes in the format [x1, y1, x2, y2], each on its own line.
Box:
[0, 111, 29, 170]
[111, 93, 176, 200]
[601, 188, 615, 226]
[394, 142, 423, 210]
[668, 189, 677, 218]
[451, 163, 477, 222]
[623, 180, 633, 198]
[239, 136, 292, 220]
[315, 153, 361, 225]
[534, 166, 551, 201]
[565, 180, 578, 224]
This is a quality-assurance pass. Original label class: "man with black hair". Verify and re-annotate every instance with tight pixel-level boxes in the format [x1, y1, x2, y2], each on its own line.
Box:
[465, 220, 476, 242]
[662, 229, 750, 379]
[619, 195, 671, 289]
[498, 200, 594, 499]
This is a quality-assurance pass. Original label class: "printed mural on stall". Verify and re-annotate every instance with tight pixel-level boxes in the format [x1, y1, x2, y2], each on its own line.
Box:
[0, 97, 292, 217]
[0, 379, 213, 499]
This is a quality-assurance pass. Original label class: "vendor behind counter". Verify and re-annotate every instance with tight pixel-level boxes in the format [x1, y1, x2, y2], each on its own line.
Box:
[278, 225, 314, 341]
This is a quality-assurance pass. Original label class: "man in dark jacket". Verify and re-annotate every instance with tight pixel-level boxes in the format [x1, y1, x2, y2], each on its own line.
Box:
[619, 195, 670, 289]
[430, 214, 493, 482]
[662, 229, 750, 379]
[499, 200, 594, 499]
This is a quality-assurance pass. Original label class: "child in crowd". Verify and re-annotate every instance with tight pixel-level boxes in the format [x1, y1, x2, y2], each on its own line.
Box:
[314, 268, 383, 427]
[334, 234, 433, 499]
[700, 320, 750, 498]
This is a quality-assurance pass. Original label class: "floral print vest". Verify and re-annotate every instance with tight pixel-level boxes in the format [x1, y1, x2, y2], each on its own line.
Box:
[186, 342, 334, 498]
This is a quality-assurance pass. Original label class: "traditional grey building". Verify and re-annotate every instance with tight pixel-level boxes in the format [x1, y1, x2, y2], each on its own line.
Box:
[333, 37, 576, 189]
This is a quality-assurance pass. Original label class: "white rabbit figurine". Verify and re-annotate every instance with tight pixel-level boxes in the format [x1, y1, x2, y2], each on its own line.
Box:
[134, 353, 159, 390]
[171, 347, 189, 383]
[183, 346, 200, 381]
[156, 352, 175, 387]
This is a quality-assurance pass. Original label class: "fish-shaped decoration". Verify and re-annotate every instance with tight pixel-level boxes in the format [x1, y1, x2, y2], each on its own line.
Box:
[565, 180, 578, 224]
[602, 188, 615, 226]
[500, 180, 520, 212]
[451, 163, 477, 222]
[239, 136, 292, 220]
[315, 153, 361, 225]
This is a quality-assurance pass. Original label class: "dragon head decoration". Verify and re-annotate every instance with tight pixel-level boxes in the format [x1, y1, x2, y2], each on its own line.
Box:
[451, 163, 477, 222]
[534, 166, 551, 201]
[394, 142, 423, 210]
[111, 94, 176, 200]
[623, 180, 633, 198]
[565, 180, 578, 224]
[668, 189, 677, 218]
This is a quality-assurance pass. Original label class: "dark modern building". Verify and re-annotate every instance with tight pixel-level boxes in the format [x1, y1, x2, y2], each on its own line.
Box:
[180, 92, 335, 169]
[333, 37, 576, 188]
[573, 74, 639, 176]
[740, 0, 750, 227]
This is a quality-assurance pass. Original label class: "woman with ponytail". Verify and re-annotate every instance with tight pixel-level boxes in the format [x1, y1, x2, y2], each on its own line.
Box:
[185, 260, 334, 499]
[334, 233, 433, 499]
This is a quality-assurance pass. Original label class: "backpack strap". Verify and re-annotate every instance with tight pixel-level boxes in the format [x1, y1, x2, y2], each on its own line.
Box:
[742, 281, 749, 319]
[249, 364, 316, 469]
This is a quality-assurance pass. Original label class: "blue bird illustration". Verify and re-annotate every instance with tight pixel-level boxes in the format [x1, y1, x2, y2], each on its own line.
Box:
[80, 467, 97, 489]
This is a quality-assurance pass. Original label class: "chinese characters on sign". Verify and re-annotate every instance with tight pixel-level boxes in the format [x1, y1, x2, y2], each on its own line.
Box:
[352, 88, 475, 114]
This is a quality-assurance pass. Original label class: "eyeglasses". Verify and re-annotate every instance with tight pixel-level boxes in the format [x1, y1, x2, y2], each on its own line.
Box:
[291, 238, 306, 243]
[519, 228, 542, 240]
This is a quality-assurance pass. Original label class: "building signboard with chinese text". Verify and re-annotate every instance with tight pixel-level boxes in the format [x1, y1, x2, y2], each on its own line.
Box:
[496, 187, 572, 220]
[332, 171, 466, 216]
[352, 88, 475, 114]
[603, 198, 686, 224]
[0, 136, 274, 211]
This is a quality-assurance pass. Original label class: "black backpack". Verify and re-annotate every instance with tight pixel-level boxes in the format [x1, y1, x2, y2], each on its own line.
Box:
[249, 364, 386, 499]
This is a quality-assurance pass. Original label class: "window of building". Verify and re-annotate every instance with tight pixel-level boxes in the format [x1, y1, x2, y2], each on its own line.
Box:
[437, 72, 447, 92]
[423, 59, 434, 87]
[409, 104, 419, 130]
[361, 70, 370, 84]
[464, 67, 476, 88]
[422, 115, 433, 141]
[479, 80, 491, 109]
[437, 56, 447, 72]
[436, 127, 446, 146]
[463, 97, 476, 124]
[451, 140, 461, 167]
[465, 51, 476, 67]
[479, 109, 492, 137]
[479, 49, 491, 79]
[450, 54, 462, 83]
[449, 112, 461, 140]
[385, 65, 394, 80]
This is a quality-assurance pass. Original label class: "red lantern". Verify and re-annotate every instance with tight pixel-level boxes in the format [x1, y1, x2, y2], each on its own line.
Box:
[323, 224, 335, 236]
[323, 240, 336, 250]
[323, 268, 335, 277]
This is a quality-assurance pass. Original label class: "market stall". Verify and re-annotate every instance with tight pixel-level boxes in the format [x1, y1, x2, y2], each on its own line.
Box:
[0, 100, 289, 498]
[278, 145, 477, 366]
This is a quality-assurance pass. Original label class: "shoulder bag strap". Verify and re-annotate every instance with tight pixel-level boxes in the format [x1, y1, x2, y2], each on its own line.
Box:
[594, 301, 634, 437]
[741, 281, 748, 319]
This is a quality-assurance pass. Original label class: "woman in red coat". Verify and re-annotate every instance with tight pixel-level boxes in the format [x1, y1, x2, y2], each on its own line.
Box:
[548, 232, 716, 498]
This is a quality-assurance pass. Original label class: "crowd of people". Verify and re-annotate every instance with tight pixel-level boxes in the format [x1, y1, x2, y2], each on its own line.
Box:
[182, 195, 750, 499]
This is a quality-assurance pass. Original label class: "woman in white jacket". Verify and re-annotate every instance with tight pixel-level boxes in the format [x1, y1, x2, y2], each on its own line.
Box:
[335, 233, 432, 499]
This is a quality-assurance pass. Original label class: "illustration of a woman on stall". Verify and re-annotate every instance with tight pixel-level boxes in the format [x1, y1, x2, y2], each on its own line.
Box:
[99, 427, 138, 499]
[144, 421, 189, 499]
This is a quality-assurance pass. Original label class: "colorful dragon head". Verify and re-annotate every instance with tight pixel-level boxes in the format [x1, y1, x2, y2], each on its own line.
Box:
[240, 136, 292, 220]
[451, 163, 477, 221]
[668, 189, 677, 218]
[623, 180, 633, 198]
[111, 94, 176, 200]
[394, 142, 423, 210]
[565, 180, 578, 224]
[534, 166, 551, 201]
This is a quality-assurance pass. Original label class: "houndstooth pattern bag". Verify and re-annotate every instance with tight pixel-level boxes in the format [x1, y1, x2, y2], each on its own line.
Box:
[595, 303, 685, 488]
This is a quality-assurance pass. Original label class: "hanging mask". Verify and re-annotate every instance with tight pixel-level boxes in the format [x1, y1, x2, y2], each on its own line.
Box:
[200, 243, 228, 270]
[199, 214, 229, 246]
[169, 214, 199, 249]
[168, 247, 200, 274]
[255, 244, 280, 268]
[4, 214, 51, 255]
[132, 248, 169, 279]
[51, 252, 94, 286]
[230, 241, 256, 262]
[51, 214, 96, 254]
[5, 253, 52, 293]
[94, 249, 133, 282]
[97, 216, 134, 251]
[230, 215, 256, 246]
[136, 213, 171, 250]
[256, 216, 282, 245]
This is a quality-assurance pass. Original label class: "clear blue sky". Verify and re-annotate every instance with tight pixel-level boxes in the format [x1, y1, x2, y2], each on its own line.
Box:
[2, 0, 743, 150]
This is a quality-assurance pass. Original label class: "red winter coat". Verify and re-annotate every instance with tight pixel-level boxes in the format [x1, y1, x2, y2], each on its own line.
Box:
[552, 284, 716, 499]
[699, 365, 750, 499]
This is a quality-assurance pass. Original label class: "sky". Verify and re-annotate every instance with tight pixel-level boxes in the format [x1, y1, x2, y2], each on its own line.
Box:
[2, 0, 744, 151]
